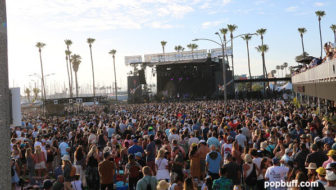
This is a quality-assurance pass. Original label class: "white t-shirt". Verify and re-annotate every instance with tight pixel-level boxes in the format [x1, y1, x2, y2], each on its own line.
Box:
[265, 165, 289, 190]
[188, 137, 199, 146]
[155, 158, 170, 180]
[222, 143, 232, 158]
[71, 180, 82, 190]
[168, 134, 180, 143]
[253, 157, 263, 180]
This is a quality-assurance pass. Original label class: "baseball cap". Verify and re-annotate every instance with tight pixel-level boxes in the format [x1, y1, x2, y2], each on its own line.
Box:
[326, 162, 336, 170]
[135, 152, 142, 158]
[43, 179, 53, 189]
[272, 157, 280, 164]
[326, 171, 336, 181]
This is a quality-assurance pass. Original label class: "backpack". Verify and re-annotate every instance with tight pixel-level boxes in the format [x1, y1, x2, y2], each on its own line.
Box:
[129, 162, 140, 178]
[245, 164, 257, 186]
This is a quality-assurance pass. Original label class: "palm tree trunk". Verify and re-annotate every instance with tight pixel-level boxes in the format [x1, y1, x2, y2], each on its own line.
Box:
[223, 36, 229, 66]
[262, 52, 266, 93]
[318, 19, 323, 58]
[39, 50, 46, 101]
[334, 31, 336, 44]
[301, 35, 305, 57]
[0, 0, 11, 186]
[67, 47, 73, 98]
[246, 41, 251, 79]
[89, 46, 96, 97]
[75, 71, 79, 97]
[113, 55, 118, 101]
[65, 57, 71, 97]
[230, 35, 234, 80]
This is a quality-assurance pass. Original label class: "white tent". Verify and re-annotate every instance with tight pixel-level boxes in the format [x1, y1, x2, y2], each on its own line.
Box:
[277, 82, 292, 91]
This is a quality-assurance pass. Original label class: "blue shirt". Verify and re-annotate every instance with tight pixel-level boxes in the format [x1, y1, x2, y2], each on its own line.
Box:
[59, 142, 69, 156]
[107, 128, 115, 138]
[128, 145, 144, 155]
[206, 151, 222, 174]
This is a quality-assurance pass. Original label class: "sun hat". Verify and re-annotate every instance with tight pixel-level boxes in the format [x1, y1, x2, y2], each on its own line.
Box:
[305, 163, 317, 170]
[135, 152, 142, 158]
[316, 167, 326, 176]
[327, 150, 336, 156]
[326, 171, 336, 181]
[157, 180, 170, 190]
[244, 154, 252, 163]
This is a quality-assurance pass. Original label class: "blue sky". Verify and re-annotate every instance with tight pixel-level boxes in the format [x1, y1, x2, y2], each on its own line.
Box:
[6, 0, 336, 93]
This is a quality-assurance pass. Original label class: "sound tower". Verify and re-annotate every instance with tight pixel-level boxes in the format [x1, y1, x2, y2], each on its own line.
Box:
[139, 69, 146, 84]
[127, 76, 142, 103]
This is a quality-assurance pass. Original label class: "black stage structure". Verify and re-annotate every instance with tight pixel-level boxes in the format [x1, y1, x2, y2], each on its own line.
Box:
[127, 57, 234, 103]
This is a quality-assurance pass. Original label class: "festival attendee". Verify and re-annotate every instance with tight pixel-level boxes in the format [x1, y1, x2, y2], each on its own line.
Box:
[98, 151, 115, 190]
[155, 149, 170, 181]
[136, 166, 158, 190]
[212, 167, 233, 190]
[206, 145, 222, 180]
[125, 154, 142, 190]
[265, 158, 289, 190]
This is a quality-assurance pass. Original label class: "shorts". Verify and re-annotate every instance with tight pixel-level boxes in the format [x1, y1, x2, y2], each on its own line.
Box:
[35, 162, 46, 170]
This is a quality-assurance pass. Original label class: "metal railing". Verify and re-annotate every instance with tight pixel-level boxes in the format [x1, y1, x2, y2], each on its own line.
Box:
[292, 59, 336, 83]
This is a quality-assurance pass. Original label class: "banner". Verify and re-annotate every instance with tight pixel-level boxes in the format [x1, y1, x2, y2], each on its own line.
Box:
[125, 55, 142, 65]
[144, 49, 208, 63]
[210, 47, 232, 57]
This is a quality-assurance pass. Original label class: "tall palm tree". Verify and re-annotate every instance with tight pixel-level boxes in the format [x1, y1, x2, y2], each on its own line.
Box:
[315, 10, 326, 58]
[32, 88, 40, 102]
[174, 45, 183, 60]
[36, 42, 46, 101]
[298, 28, 307, 57]
[256, 28, 267, 76]
[241, 34, 252, 79]
[108, 49, 118, 101]
[256, 44, 269, 92]
[24, 88, 31, 103]
[87, 38, 96, 97]
[227, 24, 238, 77]
[65, 50, 72, 98]
[64, 39, 73, 97]
[330, 24, 336, 44]
[0, 1, 11, 184]
[187, 43, 198, 59]
[161, 41, 167, 61]
[71, 54, 81, 97]
[220, 28, 230, 65]
[280, 65, 284, 78]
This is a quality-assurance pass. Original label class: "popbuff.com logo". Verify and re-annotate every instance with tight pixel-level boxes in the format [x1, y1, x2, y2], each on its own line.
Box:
[265, 180, 319, 189]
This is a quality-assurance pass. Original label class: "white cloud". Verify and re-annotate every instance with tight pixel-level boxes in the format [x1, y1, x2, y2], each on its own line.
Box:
[149, 22, 174, 29]
[201, 20, 224, 29]
[315, 2, 324, 7]
[285, 6, 298, 12]
[223, 0, 232, 6]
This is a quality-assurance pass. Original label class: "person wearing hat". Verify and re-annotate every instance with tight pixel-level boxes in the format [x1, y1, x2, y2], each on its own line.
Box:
[293, 143, 310, 171]
[242, 154, 257, 189]
[265, 157, 289, 190]
[315, 167, 327, 187]
[323, 150, 336, 168]
[157, 179, 170, 190]
[221, 136, 233, 159]
[325, 171, 336, 189]
[306, 163, 318, 182]
[128, 138, 144, 156]
[305, 143, 328, 168]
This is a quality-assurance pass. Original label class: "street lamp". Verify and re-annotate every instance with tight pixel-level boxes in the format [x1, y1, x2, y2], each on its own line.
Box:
[193, 32, 256, 102]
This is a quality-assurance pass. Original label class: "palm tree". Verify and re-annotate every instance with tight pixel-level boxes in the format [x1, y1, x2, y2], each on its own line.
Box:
[71, 54, 81, 97]
[220, 28, 230, 65]
[36, 42, 46, 101]
[65, 50, 71, 97]
[108, 49, 118, 101]
[298, 28, 307, 57]
[187, 43, 198, 59]
[227, 24, 238, 77]
[64, 40, 73, 97]
[256, 44, 269, 92]
[174, 45, 183, 60]
[32, 88, 40, 102]
[24, 88, 31, 103]
[161, 41, 167, 61]
[330, 24, 336, 44]
[87, 38, 96, 97]
[256, 28, 267, 76]
[241, 34, 252, 79]
[315, 10, 326, 58]
[280, 65, 284, 78]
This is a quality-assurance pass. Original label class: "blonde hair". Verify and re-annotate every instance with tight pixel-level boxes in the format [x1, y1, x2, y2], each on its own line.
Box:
[88, 145, 97, 158]
[156, 149, 166, 159]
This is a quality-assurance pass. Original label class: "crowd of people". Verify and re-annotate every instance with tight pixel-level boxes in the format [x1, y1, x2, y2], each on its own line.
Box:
[294, 42, 336, 74]
[10, 99, 336, 190]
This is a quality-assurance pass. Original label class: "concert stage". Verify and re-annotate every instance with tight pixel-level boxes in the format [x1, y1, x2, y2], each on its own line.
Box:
[156, 58, 233, 99]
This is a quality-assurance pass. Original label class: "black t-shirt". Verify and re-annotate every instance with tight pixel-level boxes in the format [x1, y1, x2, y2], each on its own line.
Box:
[224, 161, 241, 185]
[306, 151, 328, 168]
